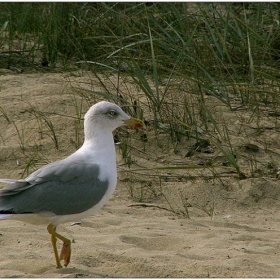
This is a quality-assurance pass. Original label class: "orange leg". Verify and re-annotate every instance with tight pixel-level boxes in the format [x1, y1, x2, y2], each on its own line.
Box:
[47, 223, 71, 268]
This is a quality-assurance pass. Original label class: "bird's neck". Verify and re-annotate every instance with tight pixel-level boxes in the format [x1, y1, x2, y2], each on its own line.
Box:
[82, 129, 116, 158]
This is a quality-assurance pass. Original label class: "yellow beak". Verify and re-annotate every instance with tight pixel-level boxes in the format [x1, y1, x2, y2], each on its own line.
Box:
[123, 117, 146, 129]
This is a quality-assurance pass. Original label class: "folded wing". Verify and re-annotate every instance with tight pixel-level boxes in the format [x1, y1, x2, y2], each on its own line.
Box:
[0, 159, 108, 216]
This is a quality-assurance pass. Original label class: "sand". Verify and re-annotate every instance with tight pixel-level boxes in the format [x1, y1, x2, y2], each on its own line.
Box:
[0, 70, 280, 278]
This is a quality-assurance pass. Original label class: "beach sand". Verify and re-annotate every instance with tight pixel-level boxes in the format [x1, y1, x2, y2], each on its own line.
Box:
[0, 71, 280, 277]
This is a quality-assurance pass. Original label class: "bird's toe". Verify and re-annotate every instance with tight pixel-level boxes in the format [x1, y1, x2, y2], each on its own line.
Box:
[60, 241, 71, 267]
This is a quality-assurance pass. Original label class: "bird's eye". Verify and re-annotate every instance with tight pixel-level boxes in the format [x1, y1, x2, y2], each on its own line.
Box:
[108, 110, 117, 117]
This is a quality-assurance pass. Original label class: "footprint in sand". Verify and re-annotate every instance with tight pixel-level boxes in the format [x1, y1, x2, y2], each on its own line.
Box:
[119, 235, 184, 251]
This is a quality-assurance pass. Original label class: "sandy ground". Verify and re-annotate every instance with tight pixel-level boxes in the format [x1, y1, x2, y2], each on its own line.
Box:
[0, 71, 280, 278]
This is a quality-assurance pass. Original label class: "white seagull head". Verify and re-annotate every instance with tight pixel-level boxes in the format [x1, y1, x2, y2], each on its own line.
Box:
[84, 101, 145, 137]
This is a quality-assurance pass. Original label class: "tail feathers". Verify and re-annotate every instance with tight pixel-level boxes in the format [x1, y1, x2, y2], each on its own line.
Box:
[0, 214, 12, 220]
[0, 179, 18, 184]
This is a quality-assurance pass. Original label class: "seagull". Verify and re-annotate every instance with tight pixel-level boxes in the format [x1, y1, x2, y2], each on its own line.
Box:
[0, 101, 145, 268]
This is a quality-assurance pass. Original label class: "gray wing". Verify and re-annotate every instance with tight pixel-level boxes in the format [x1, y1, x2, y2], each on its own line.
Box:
[0, 159, 109, 215]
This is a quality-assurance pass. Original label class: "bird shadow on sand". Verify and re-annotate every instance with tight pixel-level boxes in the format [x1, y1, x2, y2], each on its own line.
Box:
[53, 267, 118, 278]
